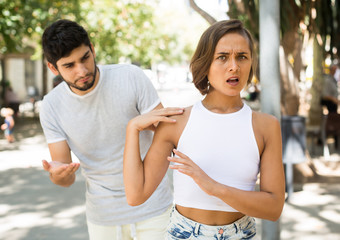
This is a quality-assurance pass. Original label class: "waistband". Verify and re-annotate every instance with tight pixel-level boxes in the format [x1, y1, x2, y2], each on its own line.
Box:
[171, 205, 255, 236]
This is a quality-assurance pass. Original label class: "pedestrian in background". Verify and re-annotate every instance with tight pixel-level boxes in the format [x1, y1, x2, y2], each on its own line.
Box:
[321, 63, 339, 114]
[1, 107, 15, 143]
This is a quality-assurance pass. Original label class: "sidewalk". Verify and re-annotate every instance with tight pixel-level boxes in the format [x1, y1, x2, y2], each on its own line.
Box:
[0, 88, 340, 239]
[0, 118, 87, 240]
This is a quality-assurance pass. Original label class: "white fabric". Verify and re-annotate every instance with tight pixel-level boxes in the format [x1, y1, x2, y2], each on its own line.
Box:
[173, 101, 260, 212]
[87, 206, 172, 240]
[40, 64, 173, 225]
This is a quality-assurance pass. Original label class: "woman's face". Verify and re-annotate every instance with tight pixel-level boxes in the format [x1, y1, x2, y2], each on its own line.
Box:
[207, 32, 252, 97]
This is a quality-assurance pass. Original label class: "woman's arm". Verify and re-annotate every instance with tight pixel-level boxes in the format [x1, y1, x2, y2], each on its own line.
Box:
[169, 113, 285, 221]
[123, 107, 183, 206]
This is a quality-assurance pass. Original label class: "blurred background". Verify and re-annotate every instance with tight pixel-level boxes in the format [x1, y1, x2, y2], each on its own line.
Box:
[0, 0, 340, 239]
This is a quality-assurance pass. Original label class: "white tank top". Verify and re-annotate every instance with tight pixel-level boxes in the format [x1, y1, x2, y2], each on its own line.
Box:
[173, 101, 260, 212]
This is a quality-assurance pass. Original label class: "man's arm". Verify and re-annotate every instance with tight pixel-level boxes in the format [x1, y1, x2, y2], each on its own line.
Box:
[42, 140, 80, 187]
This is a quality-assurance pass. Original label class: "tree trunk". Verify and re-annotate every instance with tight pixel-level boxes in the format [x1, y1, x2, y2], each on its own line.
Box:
[280, 29, 301, 115]
[308, 36, 324, 126]
[189, 0, 216, 25]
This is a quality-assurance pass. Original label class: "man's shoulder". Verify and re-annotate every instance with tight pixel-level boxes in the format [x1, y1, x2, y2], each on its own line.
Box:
[99, 63, 141, 73]
[40, 83, 69, 114]
[99, 64, 147, 87]
[42, 83, 65, 101]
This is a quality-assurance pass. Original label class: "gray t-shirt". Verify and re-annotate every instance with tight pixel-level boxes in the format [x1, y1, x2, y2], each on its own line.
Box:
[40, 64, 173, 225]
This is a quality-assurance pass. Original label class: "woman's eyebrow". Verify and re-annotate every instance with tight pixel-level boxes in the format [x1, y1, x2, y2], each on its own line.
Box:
[216, 52, 229, 55]
[216, 51, 249, 55]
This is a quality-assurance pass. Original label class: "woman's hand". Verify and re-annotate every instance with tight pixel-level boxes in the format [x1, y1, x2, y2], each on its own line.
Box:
[168, 149, 218, 196]
[128, 107, 184, 132]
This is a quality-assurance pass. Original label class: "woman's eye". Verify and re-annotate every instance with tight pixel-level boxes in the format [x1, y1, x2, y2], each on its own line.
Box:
[217, 56, 226, 60]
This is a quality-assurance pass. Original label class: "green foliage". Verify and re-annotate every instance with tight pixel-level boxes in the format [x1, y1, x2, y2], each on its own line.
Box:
[228, 0, 339, 58]
[0, 0, 26, 53]
[0, 0, 182, 67]
[0, 0, 82, 55]
[227, 0, 259, 42]
[81, 0, 180, 67]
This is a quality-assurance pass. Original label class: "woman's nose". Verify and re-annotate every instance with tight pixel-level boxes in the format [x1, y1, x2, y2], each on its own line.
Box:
[228, 58, 239, 72]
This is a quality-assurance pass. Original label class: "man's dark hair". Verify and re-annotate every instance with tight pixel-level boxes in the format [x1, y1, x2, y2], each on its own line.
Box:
[42, 19, 91, 68]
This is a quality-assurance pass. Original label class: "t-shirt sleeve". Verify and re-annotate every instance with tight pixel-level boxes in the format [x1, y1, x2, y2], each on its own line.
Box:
[39, 99, 67, 144]
[130, 65, 161, 114]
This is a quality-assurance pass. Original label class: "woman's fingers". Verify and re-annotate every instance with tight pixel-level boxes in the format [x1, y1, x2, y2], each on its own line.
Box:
[132, 108, 184, 131]
[172, 149, 189, 159]
[167, 150, 191, 165]
[156, 107, 184, 116]
[153, 108, 184, 121]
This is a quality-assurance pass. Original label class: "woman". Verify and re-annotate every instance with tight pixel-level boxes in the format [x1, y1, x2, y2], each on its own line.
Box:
[124, 19, 285, 239]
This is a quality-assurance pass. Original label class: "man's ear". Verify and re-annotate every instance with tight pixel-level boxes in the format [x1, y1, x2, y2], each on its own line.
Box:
[90, 44, 96, 58]
[47, 62, 59, 76]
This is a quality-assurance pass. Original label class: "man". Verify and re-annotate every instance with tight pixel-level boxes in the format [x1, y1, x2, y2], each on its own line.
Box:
[40, 19, 178, 240]
[321, 63, 339, 113]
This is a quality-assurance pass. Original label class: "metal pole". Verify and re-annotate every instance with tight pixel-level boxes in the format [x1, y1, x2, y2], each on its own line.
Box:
[259, 0, 281, 239]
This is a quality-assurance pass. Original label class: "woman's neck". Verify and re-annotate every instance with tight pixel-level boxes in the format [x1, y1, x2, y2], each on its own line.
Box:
[202, 92, 243, 114]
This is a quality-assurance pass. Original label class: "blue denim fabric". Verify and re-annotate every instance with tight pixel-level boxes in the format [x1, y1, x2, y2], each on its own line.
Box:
[166, 206, 256, 240]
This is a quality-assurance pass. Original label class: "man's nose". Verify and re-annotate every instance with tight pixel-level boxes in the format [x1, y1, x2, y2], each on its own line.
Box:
[77, 64, 88, 76]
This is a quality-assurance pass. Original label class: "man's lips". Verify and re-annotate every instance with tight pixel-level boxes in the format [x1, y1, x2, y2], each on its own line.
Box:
[78, 76, 91, 83]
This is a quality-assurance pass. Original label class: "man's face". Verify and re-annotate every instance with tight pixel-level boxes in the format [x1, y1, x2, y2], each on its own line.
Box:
[49, 44, 98, 95]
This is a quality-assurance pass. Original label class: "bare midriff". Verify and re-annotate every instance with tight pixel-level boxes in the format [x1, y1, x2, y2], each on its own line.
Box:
[176, 205, 245, 226]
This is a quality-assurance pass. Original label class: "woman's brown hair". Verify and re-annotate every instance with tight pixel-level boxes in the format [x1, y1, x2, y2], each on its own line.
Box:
[190, 19, 257, 95]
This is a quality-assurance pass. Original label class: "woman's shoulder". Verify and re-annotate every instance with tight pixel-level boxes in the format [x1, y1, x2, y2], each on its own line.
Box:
[252, 111, 280, 126]
[171, 105, 193, 122]
[252, 111, 281, 138]
[252, 111, 281, 154]
[155, 106, 193, 141]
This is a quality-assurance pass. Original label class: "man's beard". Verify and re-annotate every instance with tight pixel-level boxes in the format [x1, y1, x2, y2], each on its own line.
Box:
[60, 62, 98, 92]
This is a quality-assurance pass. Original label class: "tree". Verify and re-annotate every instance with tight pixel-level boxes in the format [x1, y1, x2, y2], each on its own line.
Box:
[1, 0, 183, 99]
[0, 0, 83, 98]
[193, 0, 339, 123]
[82, 0, 180, 68]
[188, 0, 216, 25]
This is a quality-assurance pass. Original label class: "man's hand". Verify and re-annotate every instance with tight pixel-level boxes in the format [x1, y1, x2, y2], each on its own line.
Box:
[42, 160, 80, 187]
